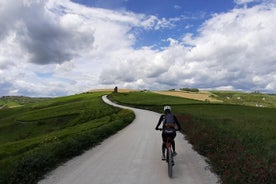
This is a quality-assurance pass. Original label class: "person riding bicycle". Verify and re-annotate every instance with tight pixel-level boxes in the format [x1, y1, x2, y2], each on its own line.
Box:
[155, 105, 181, 160]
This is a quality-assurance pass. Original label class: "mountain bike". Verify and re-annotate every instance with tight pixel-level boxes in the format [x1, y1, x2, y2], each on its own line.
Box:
[157, 128, 176, 178]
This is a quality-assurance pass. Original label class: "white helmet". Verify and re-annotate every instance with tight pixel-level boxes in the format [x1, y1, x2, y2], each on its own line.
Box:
[163, 105, 171, 112]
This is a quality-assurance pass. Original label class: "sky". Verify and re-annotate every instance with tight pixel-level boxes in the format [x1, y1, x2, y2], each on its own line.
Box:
[0, 0, 276, 97]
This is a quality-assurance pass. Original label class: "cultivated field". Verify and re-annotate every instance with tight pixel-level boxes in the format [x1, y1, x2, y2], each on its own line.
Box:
[153, 90, 222, 102]
[153, 90, 276, 108]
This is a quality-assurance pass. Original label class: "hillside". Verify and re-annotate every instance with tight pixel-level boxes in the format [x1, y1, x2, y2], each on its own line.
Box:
[1, 90, 275, 109]
[153, 90, 222, 102]
[153, 90, 276, 108]
[1, 89, 275, 183]
[0, 92, 135, 184]
[0, 96, 50, 108]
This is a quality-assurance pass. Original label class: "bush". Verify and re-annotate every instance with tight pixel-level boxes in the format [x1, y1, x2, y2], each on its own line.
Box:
[180, 88, 199, 92]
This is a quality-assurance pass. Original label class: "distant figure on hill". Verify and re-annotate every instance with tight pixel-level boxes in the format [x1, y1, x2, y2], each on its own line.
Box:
[114, 86, 118, 93]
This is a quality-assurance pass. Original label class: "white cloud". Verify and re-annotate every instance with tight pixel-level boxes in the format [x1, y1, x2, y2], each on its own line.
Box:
[1, 0, 178, 96]
[0, 0, 276, 96]
[234, 0, 257, 5]
[176, 3, 276, 91]
[158, 3, 275, 92]
[174, 5, 182, 10]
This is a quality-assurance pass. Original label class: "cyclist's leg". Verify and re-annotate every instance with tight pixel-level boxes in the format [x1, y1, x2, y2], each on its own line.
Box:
[171, 132, 177, 154]
[161, 132, 167, 159]
[172, 140, 175, 152]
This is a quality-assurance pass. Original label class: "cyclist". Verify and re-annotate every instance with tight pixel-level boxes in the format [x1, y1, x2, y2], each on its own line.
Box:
[155, 105, 181, 160]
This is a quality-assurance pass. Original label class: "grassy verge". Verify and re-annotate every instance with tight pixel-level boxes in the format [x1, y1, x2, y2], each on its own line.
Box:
[0, 92, 135, 184]
[109, 91, 276, 184]
[175, 104, 275, 184]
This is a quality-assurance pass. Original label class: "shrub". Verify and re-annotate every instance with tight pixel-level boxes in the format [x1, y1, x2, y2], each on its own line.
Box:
[180, 88, 199, 92]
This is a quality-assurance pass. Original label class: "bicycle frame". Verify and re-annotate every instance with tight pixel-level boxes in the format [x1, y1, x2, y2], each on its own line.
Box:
[157, 128, 176, 178]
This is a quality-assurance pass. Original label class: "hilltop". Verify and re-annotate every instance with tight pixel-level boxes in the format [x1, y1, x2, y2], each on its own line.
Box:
[1, 89, 276, 108]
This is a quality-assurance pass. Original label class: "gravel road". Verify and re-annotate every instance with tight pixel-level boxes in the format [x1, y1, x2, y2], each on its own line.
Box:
[39, 95, 219, 184]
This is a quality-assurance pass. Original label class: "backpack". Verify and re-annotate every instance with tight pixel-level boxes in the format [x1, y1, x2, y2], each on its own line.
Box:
[164, 114, 175, 125]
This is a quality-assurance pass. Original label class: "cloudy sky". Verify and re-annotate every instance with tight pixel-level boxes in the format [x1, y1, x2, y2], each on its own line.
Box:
[0, 0, 276, 97]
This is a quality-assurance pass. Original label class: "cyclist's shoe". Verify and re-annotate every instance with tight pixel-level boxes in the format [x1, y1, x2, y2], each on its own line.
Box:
[173, 151, 177, 156]
[162, 154, 166, 160]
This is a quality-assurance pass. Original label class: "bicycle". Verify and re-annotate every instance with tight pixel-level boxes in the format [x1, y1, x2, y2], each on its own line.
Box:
[157, 128, 176, 178]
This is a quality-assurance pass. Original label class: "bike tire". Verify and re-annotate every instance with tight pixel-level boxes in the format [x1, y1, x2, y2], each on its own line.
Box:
[167, 148, 173, 178]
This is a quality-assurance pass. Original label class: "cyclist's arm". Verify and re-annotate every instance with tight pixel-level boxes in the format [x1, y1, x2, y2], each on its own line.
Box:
[155, 115, 164, 130]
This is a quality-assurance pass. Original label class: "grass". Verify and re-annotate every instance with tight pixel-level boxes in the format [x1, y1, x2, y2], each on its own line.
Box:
[153, 90, 222, 102]
[108, 91, 202, 106]
[173, 104, 276, 183]
[1, 90, 275, 183]
[0, 93, 117, 144]
[212, 91, 276, 108]
[0, 96, 49, 108]
[0, 92, 135, 184]
[109, 91, 276, 184]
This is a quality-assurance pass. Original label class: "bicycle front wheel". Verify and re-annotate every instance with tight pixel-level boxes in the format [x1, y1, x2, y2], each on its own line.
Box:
[167, 148, 173, 178]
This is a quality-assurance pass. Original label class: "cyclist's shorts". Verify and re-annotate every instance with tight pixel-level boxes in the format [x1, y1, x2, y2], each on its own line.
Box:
[162, 129, 176, 141]
[163, 128, 175, 134]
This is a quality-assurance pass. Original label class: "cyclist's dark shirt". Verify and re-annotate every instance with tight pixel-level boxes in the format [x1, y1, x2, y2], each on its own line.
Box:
[155, 113, 181, 130]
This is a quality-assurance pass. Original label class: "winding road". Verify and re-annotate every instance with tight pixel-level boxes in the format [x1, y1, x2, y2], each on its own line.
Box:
[39, 95, 219, 184]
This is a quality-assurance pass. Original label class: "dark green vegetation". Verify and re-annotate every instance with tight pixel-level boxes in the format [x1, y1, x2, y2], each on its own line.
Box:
[180, 87, 200, 92]
[109, 91, 276, 184]
[0, 92, 135, 184]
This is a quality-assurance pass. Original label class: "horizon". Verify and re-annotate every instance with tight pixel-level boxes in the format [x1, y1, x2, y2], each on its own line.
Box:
[0, 0, 276, 97]
[1, 88, 275, 98]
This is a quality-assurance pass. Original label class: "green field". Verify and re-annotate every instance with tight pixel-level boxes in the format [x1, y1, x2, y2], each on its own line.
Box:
[1, 90, 275, 184]
[0, 96, 50, 108]
[0, 92, 135, 184]
[212, 91, 276, 108]
[109, 91, 276, 184]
